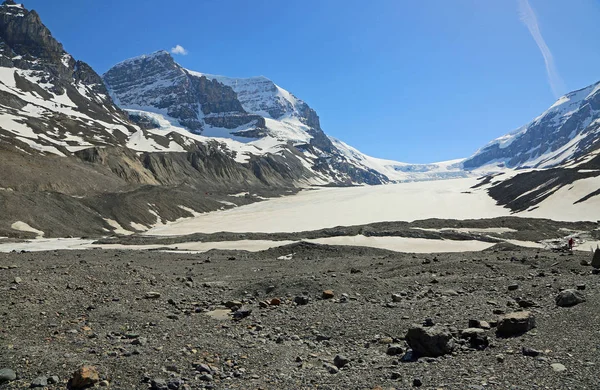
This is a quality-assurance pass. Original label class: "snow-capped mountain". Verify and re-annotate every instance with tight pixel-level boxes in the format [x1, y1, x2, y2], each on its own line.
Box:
[103, 50, 397, 185]
[464, 81, 600, 170]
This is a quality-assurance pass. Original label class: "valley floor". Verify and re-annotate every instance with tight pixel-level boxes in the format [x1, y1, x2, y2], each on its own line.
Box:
[0, 244, 599, 389]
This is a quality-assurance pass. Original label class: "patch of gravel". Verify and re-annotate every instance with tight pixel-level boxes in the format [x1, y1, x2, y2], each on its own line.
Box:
[0, 245, 599, 389]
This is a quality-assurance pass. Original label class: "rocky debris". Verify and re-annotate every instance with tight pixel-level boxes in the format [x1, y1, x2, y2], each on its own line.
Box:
[405, 325, 455, 357]
[576, 283, 586, 290]
[592, 248, 600, 268]
[508, 283, 519, 291]
[68, 365, 99, 389]
[413, 378, 423, 387]
[459, 328, 489, 350]
[1, 244, 599, 388]
[322, 290, 334, 299]
[555, 289, 586, 307]
[496, 311, 536, 337]
[391, 293, 403, 302]
[0, 368, 16, 383]
[144, 291, 161, 299]
[269, 297, 281, 306]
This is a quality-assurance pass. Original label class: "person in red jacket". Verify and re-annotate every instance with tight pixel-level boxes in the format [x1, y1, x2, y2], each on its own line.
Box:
[568, 237, 574, 251]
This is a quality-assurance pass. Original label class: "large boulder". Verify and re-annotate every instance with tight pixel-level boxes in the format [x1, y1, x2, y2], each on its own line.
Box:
[496, 311, 536, 337]
[69, 366, 99, 389]
[405, 325, 455, 357]
[555, 289, 586, 307]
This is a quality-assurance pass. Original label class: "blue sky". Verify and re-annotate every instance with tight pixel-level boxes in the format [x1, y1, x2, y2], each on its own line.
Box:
[24, 0, 600, 163]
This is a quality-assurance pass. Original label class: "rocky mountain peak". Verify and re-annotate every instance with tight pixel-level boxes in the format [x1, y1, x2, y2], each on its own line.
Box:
[0, 1, 64, 63]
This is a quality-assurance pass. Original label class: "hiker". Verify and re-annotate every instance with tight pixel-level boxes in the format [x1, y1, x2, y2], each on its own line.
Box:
[568, 237, 574, 251]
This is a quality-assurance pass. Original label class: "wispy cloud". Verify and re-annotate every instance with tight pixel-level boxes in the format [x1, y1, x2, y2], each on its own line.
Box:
[170, 45, 188, 56]
[518, 0, 565, 98]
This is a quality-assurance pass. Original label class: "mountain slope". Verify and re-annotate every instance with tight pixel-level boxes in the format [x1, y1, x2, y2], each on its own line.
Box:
[464, 81, 600, 170]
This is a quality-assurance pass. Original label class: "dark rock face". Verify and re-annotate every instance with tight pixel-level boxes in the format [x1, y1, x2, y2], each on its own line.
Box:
[102, 51, 263, 132]
[464, 82, 600, 170]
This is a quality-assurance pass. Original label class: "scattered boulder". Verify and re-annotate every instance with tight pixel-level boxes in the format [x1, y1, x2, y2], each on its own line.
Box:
[391, 293, 402, 302]
[269, 297, 281, 306]
[386, 344, 404, 356]
[0, 368, 16, 383]
[323, 363, 339, 374]
[69, 365, 100, 389]
[322, 290, 334, 299]
[333, 354, 349, 369]
[522, 347, 541, 357]
[151, 378, 168, 390]
[507, 283, 519, 291]
[144, 292, 161, 299]
[232, 306, 252, 320]
[405, 325, 455, 357]
[31, 376, 48, 387]
[468, 319, 491, 329]
[293, 296, 309, 305]
[459, 328, 489, 350]
[551, 363, 567, 372]
[555, 289, 585, 307]
[496, 311, 536, 337]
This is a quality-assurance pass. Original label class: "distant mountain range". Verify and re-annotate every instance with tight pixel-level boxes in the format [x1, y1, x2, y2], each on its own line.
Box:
[0, 0, 598, 237]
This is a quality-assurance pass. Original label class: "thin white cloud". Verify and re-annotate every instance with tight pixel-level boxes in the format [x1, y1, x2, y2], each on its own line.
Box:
[170, 45, 188, 56]
[518, 0, 565, 98]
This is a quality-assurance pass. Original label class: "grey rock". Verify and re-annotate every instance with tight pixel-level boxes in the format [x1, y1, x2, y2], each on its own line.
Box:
[551, 363, 567, 372]
[522, 347, 541, 357]
[323, 363, 339, 374]
[0, 368, 16, 383]
[405, 325, 455, 357]
[151, 378, 169, 390]
[386, 344, 404, 356]
[496, 311, 536, 337]
[460, 328, 489, 350]
[30, 376, 48, 387]
[333, 354, 349, 369]
[293, 296, 309, 305]
[556, 289, 585, 307]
